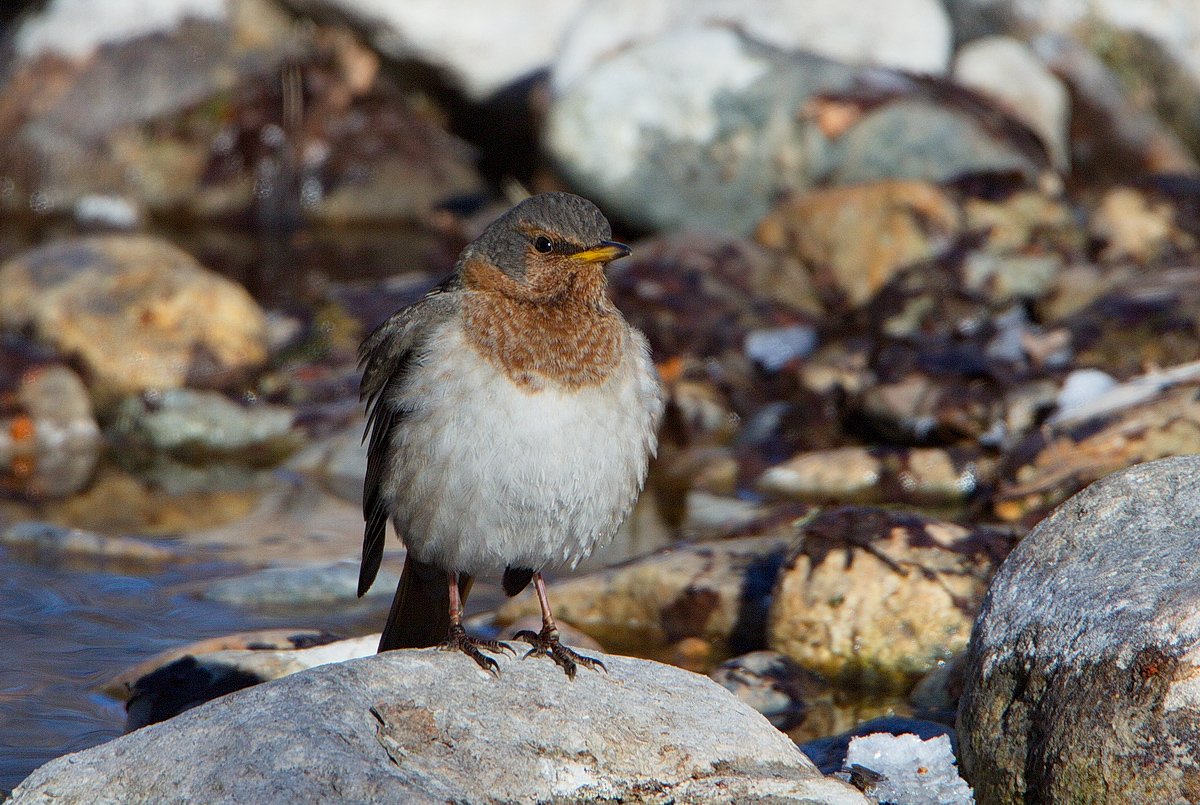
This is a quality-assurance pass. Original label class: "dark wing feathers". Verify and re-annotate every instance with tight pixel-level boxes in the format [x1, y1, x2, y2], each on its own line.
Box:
[356, 288, 458, 598]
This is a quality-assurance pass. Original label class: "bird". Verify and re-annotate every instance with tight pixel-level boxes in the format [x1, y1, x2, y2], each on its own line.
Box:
[357, 192, 664, 677]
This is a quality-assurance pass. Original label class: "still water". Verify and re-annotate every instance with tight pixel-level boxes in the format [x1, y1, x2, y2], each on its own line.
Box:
[0, 548, 382, 793]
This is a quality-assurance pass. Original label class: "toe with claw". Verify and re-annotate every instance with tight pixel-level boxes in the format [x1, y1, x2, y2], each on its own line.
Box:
[441, 622, 514, 675]
[515, 624, 606, 680]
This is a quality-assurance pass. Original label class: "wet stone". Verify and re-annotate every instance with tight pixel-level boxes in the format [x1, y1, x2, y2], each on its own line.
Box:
[757, 445, 992, 508]
[201, 561, 401, 608]
[109, 388, 303, 468]
[495, 534, 795, 662]
[0, 521, 180, 567]
[709, 649, 829, 732]
[0, 364, 100, 499]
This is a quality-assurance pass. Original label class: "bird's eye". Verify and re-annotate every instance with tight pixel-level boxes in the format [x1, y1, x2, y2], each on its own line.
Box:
[533, 236, 553, 254]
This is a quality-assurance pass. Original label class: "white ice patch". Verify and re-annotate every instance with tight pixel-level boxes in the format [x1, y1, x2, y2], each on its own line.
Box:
[844, 732, 974, 805]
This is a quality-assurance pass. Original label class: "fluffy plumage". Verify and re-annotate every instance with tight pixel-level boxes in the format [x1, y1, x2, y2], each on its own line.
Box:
[358, 192, 664, 665]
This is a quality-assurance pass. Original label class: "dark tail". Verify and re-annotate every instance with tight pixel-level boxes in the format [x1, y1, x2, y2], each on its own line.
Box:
[378, 555, 473, 653]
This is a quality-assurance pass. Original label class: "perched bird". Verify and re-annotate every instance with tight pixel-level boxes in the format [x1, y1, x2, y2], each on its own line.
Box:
[358, 192, 664, 677]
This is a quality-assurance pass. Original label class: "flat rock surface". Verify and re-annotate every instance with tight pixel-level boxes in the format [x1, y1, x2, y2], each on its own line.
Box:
[12, 651, 867, 805]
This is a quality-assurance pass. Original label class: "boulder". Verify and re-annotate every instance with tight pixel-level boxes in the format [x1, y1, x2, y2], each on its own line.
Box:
[545, 26, 860, 234]
[552, 0, 952, 94]
[768, 507, 1014, 693]
[11, 651, 869, 805]
[0, 236, 268, 400]
[958, 456, 1200, 804]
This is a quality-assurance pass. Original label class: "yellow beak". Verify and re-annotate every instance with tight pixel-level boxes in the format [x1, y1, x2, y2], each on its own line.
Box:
[574, 240, 631, 265]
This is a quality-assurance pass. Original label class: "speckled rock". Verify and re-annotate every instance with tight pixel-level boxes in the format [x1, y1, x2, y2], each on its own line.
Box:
[768, 507, 1014, 693]
[0, 236, 268, 400]
[11, 651, 869, 805]
[958, 456, 1200, 804]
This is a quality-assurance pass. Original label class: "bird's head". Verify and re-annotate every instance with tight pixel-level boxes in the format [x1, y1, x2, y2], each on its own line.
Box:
[459, 192, 631, 303]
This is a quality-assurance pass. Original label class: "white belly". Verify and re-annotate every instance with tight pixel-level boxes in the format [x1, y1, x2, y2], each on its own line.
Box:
[381, 322, 661, 576]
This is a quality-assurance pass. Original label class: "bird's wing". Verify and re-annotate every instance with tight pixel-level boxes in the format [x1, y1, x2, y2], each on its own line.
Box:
[357, 280, 459, 597]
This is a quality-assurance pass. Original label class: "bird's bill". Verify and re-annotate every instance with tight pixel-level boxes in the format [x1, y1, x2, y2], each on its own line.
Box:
[574, 240, 631, 264]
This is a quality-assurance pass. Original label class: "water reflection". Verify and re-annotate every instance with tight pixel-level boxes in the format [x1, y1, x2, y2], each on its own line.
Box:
[0, 547, 380, 792]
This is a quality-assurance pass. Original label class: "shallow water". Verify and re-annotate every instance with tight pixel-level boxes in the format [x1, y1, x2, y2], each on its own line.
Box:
[0, 548, 385, 792]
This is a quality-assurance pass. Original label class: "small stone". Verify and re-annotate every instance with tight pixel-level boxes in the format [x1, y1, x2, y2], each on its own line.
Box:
[1053, 368, 1118, 421]
[826, 98, 1045, 186]
[710, 650, 829, 731]
[0, 365, 101, 498]
[757, 447, 883, 502]
[0, 521, 179, 566]
[201, 562, 401, 607]
[1090, 185, 1189, 263]
[109, 388, 303, 467]
[744, 324, 817, 372]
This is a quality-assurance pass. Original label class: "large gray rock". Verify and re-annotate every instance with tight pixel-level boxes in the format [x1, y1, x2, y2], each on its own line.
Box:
[545, 26, 860, 234]
[958, 456, 1200, 804]
[11, 651, 868, 805]
[551, 0, 952, 94]
[546, 23, 1044, 235]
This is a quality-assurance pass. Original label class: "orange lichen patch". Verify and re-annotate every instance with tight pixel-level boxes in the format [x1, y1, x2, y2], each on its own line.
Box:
[460, 254, 625, 391]
[804, 97, 867, 139]
[656, 356, 685, 384]
[10, 415, 35, 441]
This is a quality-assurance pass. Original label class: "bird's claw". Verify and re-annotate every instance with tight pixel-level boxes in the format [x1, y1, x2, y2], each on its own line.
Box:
[440, 623, 514, 675]
[514, 625, 606, 680]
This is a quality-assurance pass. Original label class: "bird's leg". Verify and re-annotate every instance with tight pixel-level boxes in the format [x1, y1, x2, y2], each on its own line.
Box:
[514, 572, 606, 679]
[440, 571, 513, 674]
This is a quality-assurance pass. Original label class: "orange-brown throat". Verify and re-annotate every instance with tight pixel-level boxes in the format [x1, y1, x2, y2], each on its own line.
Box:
[460, 254, 625, 391]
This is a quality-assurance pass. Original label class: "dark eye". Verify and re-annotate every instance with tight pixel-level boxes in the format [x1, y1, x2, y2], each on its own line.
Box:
[533, 235, 553, 254]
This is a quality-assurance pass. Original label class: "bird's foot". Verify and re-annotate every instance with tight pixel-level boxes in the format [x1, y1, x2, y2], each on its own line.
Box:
[514, 624, 606, 679]
[440, 622, 514, 675]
